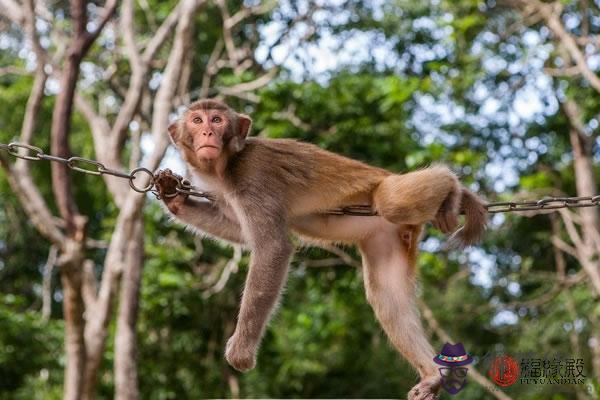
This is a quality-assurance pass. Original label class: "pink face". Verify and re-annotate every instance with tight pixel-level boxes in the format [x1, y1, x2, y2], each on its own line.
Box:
[169, 103, 252, 165]
[182, 109, 231, 160]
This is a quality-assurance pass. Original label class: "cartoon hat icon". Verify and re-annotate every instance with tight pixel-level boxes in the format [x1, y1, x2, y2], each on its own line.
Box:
[433, 343, 473, 367]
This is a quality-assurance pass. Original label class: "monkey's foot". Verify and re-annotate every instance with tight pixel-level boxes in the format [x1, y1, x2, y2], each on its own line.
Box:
[407, 375, 441, 400]
[225, 335, 256, 372]
[433, 189, 460, 234]
[433, 207, 459, 234]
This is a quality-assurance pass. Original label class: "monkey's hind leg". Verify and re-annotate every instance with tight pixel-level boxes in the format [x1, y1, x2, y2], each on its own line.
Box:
[359, 224, 441, 400]
[373, 165, 460, 233]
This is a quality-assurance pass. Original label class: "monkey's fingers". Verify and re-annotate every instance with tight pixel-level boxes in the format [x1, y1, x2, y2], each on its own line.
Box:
[154, 169, 181, 198]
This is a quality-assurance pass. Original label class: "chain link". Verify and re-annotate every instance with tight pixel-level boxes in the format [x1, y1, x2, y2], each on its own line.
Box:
[1, 141, 599, 215]
[7, 143, 44, 160]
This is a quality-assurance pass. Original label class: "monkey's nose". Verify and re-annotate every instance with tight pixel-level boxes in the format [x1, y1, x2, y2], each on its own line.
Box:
[202, 131, 214, 137]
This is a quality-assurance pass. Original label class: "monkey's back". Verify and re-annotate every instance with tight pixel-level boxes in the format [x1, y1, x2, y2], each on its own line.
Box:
[226, 138, 390, 213]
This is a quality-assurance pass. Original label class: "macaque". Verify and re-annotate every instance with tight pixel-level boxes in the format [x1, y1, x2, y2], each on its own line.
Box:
[155, 99, 486, 400]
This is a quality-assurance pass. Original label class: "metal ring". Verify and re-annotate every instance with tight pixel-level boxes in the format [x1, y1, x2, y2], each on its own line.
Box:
[175, 179, 192, 194]
[592, 195, 600, 204]
[7, 142, 43, 160]
[0, 143, 10, 151]
[67, 157, 104, 175]
[129, 167, 155, 193]
[175, 186, 191, 195]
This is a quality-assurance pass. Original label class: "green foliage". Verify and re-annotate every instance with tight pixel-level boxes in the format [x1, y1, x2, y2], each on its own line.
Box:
[0, 295, 63, 399]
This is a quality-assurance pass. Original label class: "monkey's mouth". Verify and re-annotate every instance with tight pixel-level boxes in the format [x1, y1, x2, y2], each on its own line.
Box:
[196, 145, 222, 159]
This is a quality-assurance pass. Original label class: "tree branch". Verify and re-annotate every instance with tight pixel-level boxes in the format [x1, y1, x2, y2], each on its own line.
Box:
[110, 1, 183, 159]
[200, 39, 224, 98]
[226, 0, 276, 29]
[142, 3, 182, 63]
[121, 0, 142, 69]
[203, 245, 243, 297]
[0, 0, 24, 24]
[215, 0, 242, 73]
[559, 209, 600, 296]
[317, 244, 362, 268]
[509, 0, 600, 94]
[114, 218, 144, 399]
[81, 0, 118, 53]
[217, 68, 278, 94]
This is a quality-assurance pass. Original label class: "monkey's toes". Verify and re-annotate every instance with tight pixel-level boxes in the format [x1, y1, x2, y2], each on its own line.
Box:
[434, 211, 458, 234]
[225, 336, 256, 372]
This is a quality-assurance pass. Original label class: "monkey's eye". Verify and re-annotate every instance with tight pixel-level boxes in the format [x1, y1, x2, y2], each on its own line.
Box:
[192, 116, 202, 124]
[212, 116, 222, 123]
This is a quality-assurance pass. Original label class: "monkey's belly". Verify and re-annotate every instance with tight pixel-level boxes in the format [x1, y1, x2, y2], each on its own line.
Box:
[291, 214, 395, 244]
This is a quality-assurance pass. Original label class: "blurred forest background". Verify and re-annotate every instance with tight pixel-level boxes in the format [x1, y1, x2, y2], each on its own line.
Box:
[1, 0, 600, 399]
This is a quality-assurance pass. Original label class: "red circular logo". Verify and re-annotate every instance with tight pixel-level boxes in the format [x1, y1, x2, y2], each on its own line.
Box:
[488, 355, 520, 387]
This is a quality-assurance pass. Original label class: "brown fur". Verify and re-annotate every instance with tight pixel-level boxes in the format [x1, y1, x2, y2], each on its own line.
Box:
[447, 187, 487, 248]
[156, 99, 487, 400]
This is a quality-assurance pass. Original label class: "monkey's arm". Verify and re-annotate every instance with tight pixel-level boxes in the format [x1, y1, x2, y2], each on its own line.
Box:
[165, 197, 245, 244]
[154, 169, 244, 243]
[225, 202, 294, 372]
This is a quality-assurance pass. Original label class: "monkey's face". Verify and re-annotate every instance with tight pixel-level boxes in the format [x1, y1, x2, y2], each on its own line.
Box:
[182, 109, 231, 160]
[168, 101, 253, 165]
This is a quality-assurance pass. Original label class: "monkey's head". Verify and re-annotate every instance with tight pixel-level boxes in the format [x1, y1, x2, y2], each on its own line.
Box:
[168, 99, 252, 165]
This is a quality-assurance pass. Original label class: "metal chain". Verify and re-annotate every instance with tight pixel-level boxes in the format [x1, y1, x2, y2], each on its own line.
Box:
[0, 142, 213, 200]
[1, 141, 599, 215]
[484, 196, 600, 213]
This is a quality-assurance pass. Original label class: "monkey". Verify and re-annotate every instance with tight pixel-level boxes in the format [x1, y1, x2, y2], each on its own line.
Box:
[154, 98, 486, 400]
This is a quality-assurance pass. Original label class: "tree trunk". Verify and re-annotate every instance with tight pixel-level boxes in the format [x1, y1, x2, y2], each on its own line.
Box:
[115, 216, 144, 400]
[81, 262, 120, 400]
[58, 234, 87, 400]
[50, 47, 84, 234]
[61, 266, 86, 400]
[568, 126, 600, 296]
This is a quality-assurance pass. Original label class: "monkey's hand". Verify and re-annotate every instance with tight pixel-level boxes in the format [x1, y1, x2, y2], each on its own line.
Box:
[154, 169, 188, 215]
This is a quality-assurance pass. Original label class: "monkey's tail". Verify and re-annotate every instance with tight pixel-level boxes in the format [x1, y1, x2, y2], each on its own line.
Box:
[447, 187, 487, 248]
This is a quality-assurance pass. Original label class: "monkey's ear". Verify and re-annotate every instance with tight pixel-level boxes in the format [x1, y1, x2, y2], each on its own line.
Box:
[237, 114, 252, 138]
[168, 122, 180, 144]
